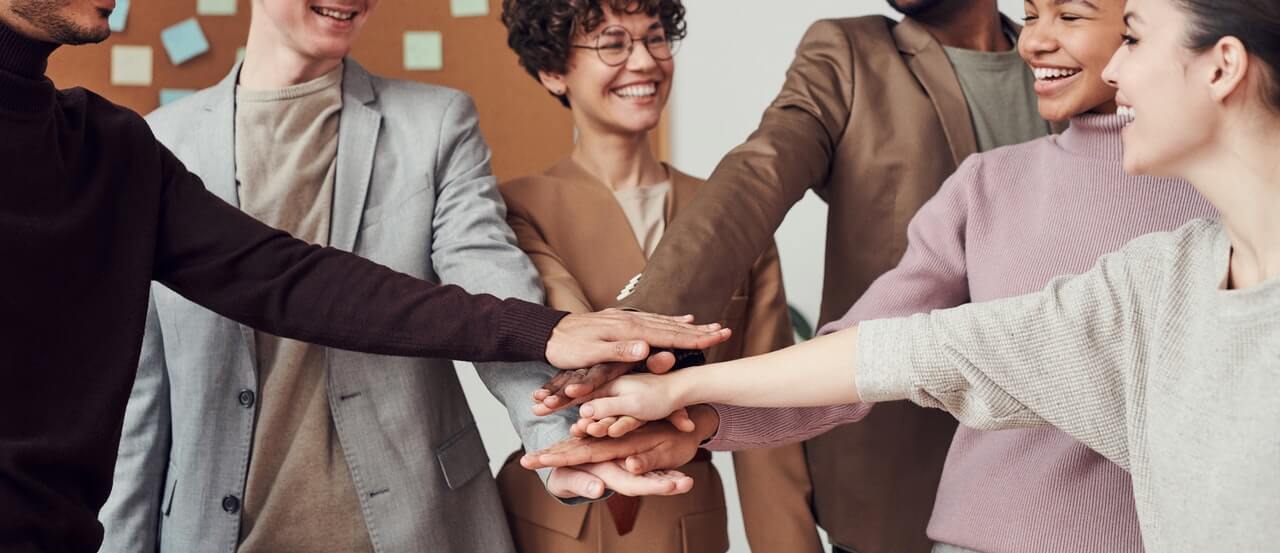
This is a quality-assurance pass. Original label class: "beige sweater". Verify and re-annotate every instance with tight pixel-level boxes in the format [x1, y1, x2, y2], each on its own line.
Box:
[858, 218, 1280, 552]
[232, 64, 374, 553]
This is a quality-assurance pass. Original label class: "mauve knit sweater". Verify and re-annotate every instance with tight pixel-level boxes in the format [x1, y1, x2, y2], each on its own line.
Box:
[705, 114, 1216, 553]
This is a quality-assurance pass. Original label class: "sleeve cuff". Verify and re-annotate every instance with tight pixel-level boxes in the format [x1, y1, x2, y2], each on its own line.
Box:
[855, 316, 926, 403]
[497, 299, 569, 362]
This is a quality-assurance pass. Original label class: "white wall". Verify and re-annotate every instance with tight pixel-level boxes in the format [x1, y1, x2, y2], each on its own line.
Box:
[459, 2, 1028, 551]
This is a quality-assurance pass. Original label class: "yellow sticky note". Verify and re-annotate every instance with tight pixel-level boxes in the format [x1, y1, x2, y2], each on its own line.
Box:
[404, 31, 443, 71]
[196, 0, 237, 15]
[450, 0, 489, 17]
[111, 45, 152, 86]
[236, 47, 246, 63]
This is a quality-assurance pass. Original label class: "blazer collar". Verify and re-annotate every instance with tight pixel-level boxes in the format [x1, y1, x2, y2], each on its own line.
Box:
[545, 157, 690, 265]
[197, 57, 382, 251]
[893, 15, 1025, 166]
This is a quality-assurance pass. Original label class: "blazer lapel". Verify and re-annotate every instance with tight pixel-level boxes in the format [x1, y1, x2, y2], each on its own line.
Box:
[330, 59, 382, 251]
[200, 61, 257, 365]
[546, 159, 648, 279]
[894, 17, 977, 167]
[201, 62, 242, 207]
[666, 165, 697, 223]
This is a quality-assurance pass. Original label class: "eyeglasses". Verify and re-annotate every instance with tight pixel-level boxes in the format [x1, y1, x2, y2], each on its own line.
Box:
[569, 25, 680, 67]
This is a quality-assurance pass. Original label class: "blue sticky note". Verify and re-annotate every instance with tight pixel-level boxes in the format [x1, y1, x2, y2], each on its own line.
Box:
[108, 0, 130, 32]
[160, 18, 210, 65]
[159, 89, 196, 106]
[404, 31, 443, 71]
[450, 0, 489, 17]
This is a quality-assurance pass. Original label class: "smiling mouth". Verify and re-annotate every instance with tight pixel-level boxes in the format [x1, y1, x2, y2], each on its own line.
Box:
[1117, 105, 1137, 126]
[311, 6, 357, 21]
[612, 82, 658, 99]
[1033, 67, 1083, 82]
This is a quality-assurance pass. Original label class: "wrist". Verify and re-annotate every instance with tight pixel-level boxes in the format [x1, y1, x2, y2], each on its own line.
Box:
[668, 368, 702, 409]
[687, 404, 720, 443]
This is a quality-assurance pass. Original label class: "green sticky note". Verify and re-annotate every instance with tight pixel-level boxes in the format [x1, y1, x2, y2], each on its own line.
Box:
[450, 0, 489, 17]
[404, 31, 443, 71]
[196, 0, 237, 15]
[111, 45, 152, 86]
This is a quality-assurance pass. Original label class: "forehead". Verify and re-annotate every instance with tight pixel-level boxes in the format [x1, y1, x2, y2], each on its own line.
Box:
[593, 7, 661, 34]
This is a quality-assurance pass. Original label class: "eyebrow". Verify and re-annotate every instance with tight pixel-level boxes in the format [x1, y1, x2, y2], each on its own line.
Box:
[1054, 0, 1100, 9]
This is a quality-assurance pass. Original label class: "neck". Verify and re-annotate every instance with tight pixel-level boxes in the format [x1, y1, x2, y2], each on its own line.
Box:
[1186, 118, 1280, 289]
[570, 124, 666, 190]
[239, 22, 342, 88]
[912, 0, 1010, 52]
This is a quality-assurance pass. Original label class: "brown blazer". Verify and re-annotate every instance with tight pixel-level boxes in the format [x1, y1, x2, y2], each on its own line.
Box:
[496, 159, 811, 552]
[620, 15, 1043, 553]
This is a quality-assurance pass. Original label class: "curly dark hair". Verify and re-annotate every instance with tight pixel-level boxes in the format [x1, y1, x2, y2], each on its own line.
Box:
[501, 0, 687, 108]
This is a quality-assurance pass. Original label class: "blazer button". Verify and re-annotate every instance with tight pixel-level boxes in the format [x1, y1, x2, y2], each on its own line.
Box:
[222, 495, 241, 514]
[237, 389, 255, 408]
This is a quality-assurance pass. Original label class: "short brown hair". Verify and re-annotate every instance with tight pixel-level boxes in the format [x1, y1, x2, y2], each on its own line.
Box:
[501, 0, 687, 107]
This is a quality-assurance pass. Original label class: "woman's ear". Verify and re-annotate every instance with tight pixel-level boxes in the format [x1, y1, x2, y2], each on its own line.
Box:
[539, 70, 568, 98]
[1206, 36, 1251, 105]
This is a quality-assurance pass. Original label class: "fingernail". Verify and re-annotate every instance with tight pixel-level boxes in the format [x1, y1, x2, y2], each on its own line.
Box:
[589, 482, 603, 497]
[629, 343, 645, 357]
[581, 404, 594, 417]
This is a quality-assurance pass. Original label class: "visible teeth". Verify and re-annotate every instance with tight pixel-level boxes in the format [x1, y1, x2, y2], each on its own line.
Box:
[1033, 67, 1081, 80]
[614, 83, 656, 98]
[1117, 105, 1137, 124]
[313, 7, 355, 20]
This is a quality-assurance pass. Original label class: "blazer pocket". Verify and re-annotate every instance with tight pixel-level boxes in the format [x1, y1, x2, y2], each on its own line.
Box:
[680, 508, 729, 553]
[435, 424, 489, 490]
[162, 474, 178, 517]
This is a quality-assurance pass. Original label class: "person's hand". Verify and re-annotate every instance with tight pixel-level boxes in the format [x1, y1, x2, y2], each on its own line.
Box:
[570, 408, 693, 439]
[533, 351, 680, 414]
[543, 309, 729, 370]
[525, 406, 720, 474]
[545, 462, 693, 499]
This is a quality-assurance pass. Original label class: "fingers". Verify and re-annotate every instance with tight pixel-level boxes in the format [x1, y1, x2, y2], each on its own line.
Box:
[534, 369, 578, 402]
[583, 461, 692, 497]
[546, 467, 606, 499]
[607, 416, 646, 437]
[645, 351, 677, 374]
[561, 362, 632, 399]
[665, 408, 695, 433]
[522, 438, 637, 469]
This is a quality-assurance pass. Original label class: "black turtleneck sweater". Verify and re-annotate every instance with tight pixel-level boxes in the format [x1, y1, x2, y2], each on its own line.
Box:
[0, 21, 566, 552]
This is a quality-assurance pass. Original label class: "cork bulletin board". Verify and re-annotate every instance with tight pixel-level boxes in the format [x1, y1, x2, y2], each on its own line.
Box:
[45, 0, 670, 181]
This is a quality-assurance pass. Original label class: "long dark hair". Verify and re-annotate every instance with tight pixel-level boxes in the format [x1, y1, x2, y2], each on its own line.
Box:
[1176, 0, 1280, 111]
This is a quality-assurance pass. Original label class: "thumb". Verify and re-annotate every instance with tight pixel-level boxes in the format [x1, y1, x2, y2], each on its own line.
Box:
[579, 396, 633, 420]
[548, 467, 605, 499]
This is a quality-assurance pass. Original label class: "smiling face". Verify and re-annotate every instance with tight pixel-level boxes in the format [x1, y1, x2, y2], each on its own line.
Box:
[252, 0, 378, 61]
[539, 8, 674, 139]
[3, 0, 112, 44]
[1102, 0, 1221, 176]
[1019, 0, 1127, 121]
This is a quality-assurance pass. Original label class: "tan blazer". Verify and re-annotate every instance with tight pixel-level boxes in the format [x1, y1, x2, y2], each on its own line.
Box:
[496, 159, 811, 552]
[620, 15, 1048, 553]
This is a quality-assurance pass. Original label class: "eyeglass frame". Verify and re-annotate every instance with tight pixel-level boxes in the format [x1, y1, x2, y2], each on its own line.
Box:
[568, 24, 681, 67]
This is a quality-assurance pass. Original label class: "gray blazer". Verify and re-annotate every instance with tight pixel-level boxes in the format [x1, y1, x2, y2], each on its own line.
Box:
[98, 59, 574, 553]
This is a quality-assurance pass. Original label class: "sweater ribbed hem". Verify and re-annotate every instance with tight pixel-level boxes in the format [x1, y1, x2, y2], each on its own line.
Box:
[496, 299, 567, 362]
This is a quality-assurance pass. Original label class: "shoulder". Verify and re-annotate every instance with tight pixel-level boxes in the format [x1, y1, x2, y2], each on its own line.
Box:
[498, 172, 562, 213]
[809, 15, 893, 42]
[366, 72, 474, 117]
[62, 87, 154, 140]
